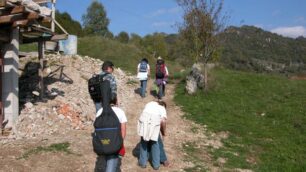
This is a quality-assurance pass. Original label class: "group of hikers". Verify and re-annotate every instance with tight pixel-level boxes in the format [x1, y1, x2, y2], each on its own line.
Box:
[88, 57, 170, 172]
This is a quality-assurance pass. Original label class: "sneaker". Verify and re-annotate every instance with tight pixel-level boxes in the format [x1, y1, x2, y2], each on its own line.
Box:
[153, 166, 160, 170]
[138, 164, 146, 169]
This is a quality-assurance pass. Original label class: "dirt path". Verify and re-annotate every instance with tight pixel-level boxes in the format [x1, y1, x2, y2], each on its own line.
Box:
[0, 69, 220, 171]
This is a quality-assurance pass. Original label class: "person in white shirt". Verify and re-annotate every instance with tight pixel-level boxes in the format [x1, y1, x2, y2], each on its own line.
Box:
[137, 58, 150, 98]
[137, 100, 168, 170]
[94, 99, 127, 172]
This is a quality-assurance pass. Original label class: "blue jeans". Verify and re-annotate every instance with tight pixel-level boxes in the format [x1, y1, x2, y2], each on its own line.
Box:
[158, 135, 167, 163]
[95, 102, 102, 112]
[140, 80, 147, 97]
[139, 137, 160, 169]
[94, 155, 121, 172]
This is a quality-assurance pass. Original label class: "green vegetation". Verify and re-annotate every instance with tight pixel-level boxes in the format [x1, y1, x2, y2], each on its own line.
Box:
[18, 142, 74, 159]
[219, 25, 306, 73]
[82, 1, 110, 36]
[55, 11, 84, 36]
[183, 142, 209, 172]
[175, 68, 306, 171]
[78, 36, 150, 73]
[20, 43, 37, 52]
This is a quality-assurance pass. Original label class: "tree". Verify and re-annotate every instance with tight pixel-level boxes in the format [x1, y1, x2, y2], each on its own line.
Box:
[116, 31, 130, 43]
[82, 1, 110, 36]
[130, 33, 143, 47]
[177, 0, 226, 91]
[55, 11, 84, 36]
[142, 33, 168, 59]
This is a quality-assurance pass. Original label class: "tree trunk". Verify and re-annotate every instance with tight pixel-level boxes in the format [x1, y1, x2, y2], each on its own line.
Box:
[204, 63, 208, 91]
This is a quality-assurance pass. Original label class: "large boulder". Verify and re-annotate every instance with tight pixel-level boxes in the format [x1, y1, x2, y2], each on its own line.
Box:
[185, 63, 205, 94]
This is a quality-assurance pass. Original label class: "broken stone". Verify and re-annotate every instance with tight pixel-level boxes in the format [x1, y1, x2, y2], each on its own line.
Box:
[24, 102, 33, 109]
[58, 114, 65, 120]
[32, 91, 40, 96]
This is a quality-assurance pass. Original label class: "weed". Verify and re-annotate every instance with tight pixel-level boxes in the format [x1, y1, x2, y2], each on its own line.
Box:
[18, 142, 75, 160]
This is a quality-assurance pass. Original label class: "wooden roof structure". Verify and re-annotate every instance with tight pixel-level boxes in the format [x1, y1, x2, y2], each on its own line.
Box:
[1, 0, 67, 134]
[0, 0, 67, 44]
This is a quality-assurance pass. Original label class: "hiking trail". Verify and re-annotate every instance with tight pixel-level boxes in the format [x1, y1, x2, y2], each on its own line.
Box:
[0, 55, 228, 172]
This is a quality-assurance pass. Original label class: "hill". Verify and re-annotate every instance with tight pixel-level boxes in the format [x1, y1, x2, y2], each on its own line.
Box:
[219, 25, 306, 73]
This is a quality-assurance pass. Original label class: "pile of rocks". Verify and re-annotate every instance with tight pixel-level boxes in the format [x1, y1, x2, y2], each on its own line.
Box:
[13, 54, 136, 139]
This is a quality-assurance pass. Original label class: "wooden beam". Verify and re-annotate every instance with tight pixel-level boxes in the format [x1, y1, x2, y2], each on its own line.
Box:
[0, 0, 6, 8]
[0, 13, 24, 24]
[51, 34, 68, 41]
[13, 19, 29, 27]
[11, 6, 25, 14]
[32, 0, 51, 4]
[27, 12, 39, 20]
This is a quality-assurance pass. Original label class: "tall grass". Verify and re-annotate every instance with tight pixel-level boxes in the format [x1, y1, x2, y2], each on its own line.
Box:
[175, 68, 306, 171]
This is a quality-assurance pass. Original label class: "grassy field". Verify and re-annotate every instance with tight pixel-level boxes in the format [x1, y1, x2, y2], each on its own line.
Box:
[78, 36, 183, 74]
[174, 68, 306, 171]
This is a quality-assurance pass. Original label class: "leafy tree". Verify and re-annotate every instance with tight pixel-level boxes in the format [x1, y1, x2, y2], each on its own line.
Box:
[130, 33, 143, 47]
[82, 1, 110, 36]
[142, 33, 168, 59]
[116, 31, 129, 43]
[55, 11, 84, 36]
[177, 0, 226, 91]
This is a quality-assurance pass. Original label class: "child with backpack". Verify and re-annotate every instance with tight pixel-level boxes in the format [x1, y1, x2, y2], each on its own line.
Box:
[137, 58, 150, 98]
[92, 79, 127, 172]
[137, 100, 168, 170]
[88, 61, 118, 112]
[155, 57, 169, 99]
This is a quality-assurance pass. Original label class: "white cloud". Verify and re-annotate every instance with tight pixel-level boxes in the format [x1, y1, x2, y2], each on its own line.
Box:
[152, 21, 174, 27]
[148, 7, 181, 18]
[271, 26, 306, 38]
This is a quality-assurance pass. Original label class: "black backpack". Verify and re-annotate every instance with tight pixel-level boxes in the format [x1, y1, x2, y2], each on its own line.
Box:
[139, 60, 148, 72]
[92, 80, 123, 155]
[88, 73, 107, 102]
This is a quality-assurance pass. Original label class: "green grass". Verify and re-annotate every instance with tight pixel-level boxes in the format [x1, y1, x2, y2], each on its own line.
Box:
[174, 68, 306, 171]
[78, 36, 151, 74]
[182, 142, 209, 172]
[20, 43, 37, 52]
[78, 36, 184, 75]
[18, 142, 74, 159]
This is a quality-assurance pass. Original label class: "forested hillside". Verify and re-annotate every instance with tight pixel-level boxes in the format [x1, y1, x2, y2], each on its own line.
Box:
[219, 25, 306, 73]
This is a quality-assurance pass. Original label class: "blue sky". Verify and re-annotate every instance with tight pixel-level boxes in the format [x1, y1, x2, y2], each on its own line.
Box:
[56, 0, 306, 38]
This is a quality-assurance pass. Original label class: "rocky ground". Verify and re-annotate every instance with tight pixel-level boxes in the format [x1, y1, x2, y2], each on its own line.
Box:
[0, 54, 242, 172]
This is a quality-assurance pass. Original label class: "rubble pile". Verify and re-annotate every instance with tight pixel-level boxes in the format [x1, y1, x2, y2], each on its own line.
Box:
[14, 54, 137, 139]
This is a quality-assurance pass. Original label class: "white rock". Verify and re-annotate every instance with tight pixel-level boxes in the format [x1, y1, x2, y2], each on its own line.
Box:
[32, 91, 40, 96]
[58, 114, 65, 120]
[25, 102, 33, 109]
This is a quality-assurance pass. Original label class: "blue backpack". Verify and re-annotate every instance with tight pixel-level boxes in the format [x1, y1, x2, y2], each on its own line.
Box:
[139, 60, 148, 72]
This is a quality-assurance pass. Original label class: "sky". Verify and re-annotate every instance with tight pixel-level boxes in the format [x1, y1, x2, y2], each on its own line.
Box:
[56, 0, 306, 38]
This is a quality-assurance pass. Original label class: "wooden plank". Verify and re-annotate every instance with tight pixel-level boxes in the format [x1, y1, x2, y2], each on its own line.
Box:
[51, 34, 67, 41]
[0, 0, 6, 7]
[13, 19, 29, 27]
[32, 0, 51, 4]
[27, 12, 39, 20]
[11, 6, 25, 14]
[0, 13, 24, 24]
